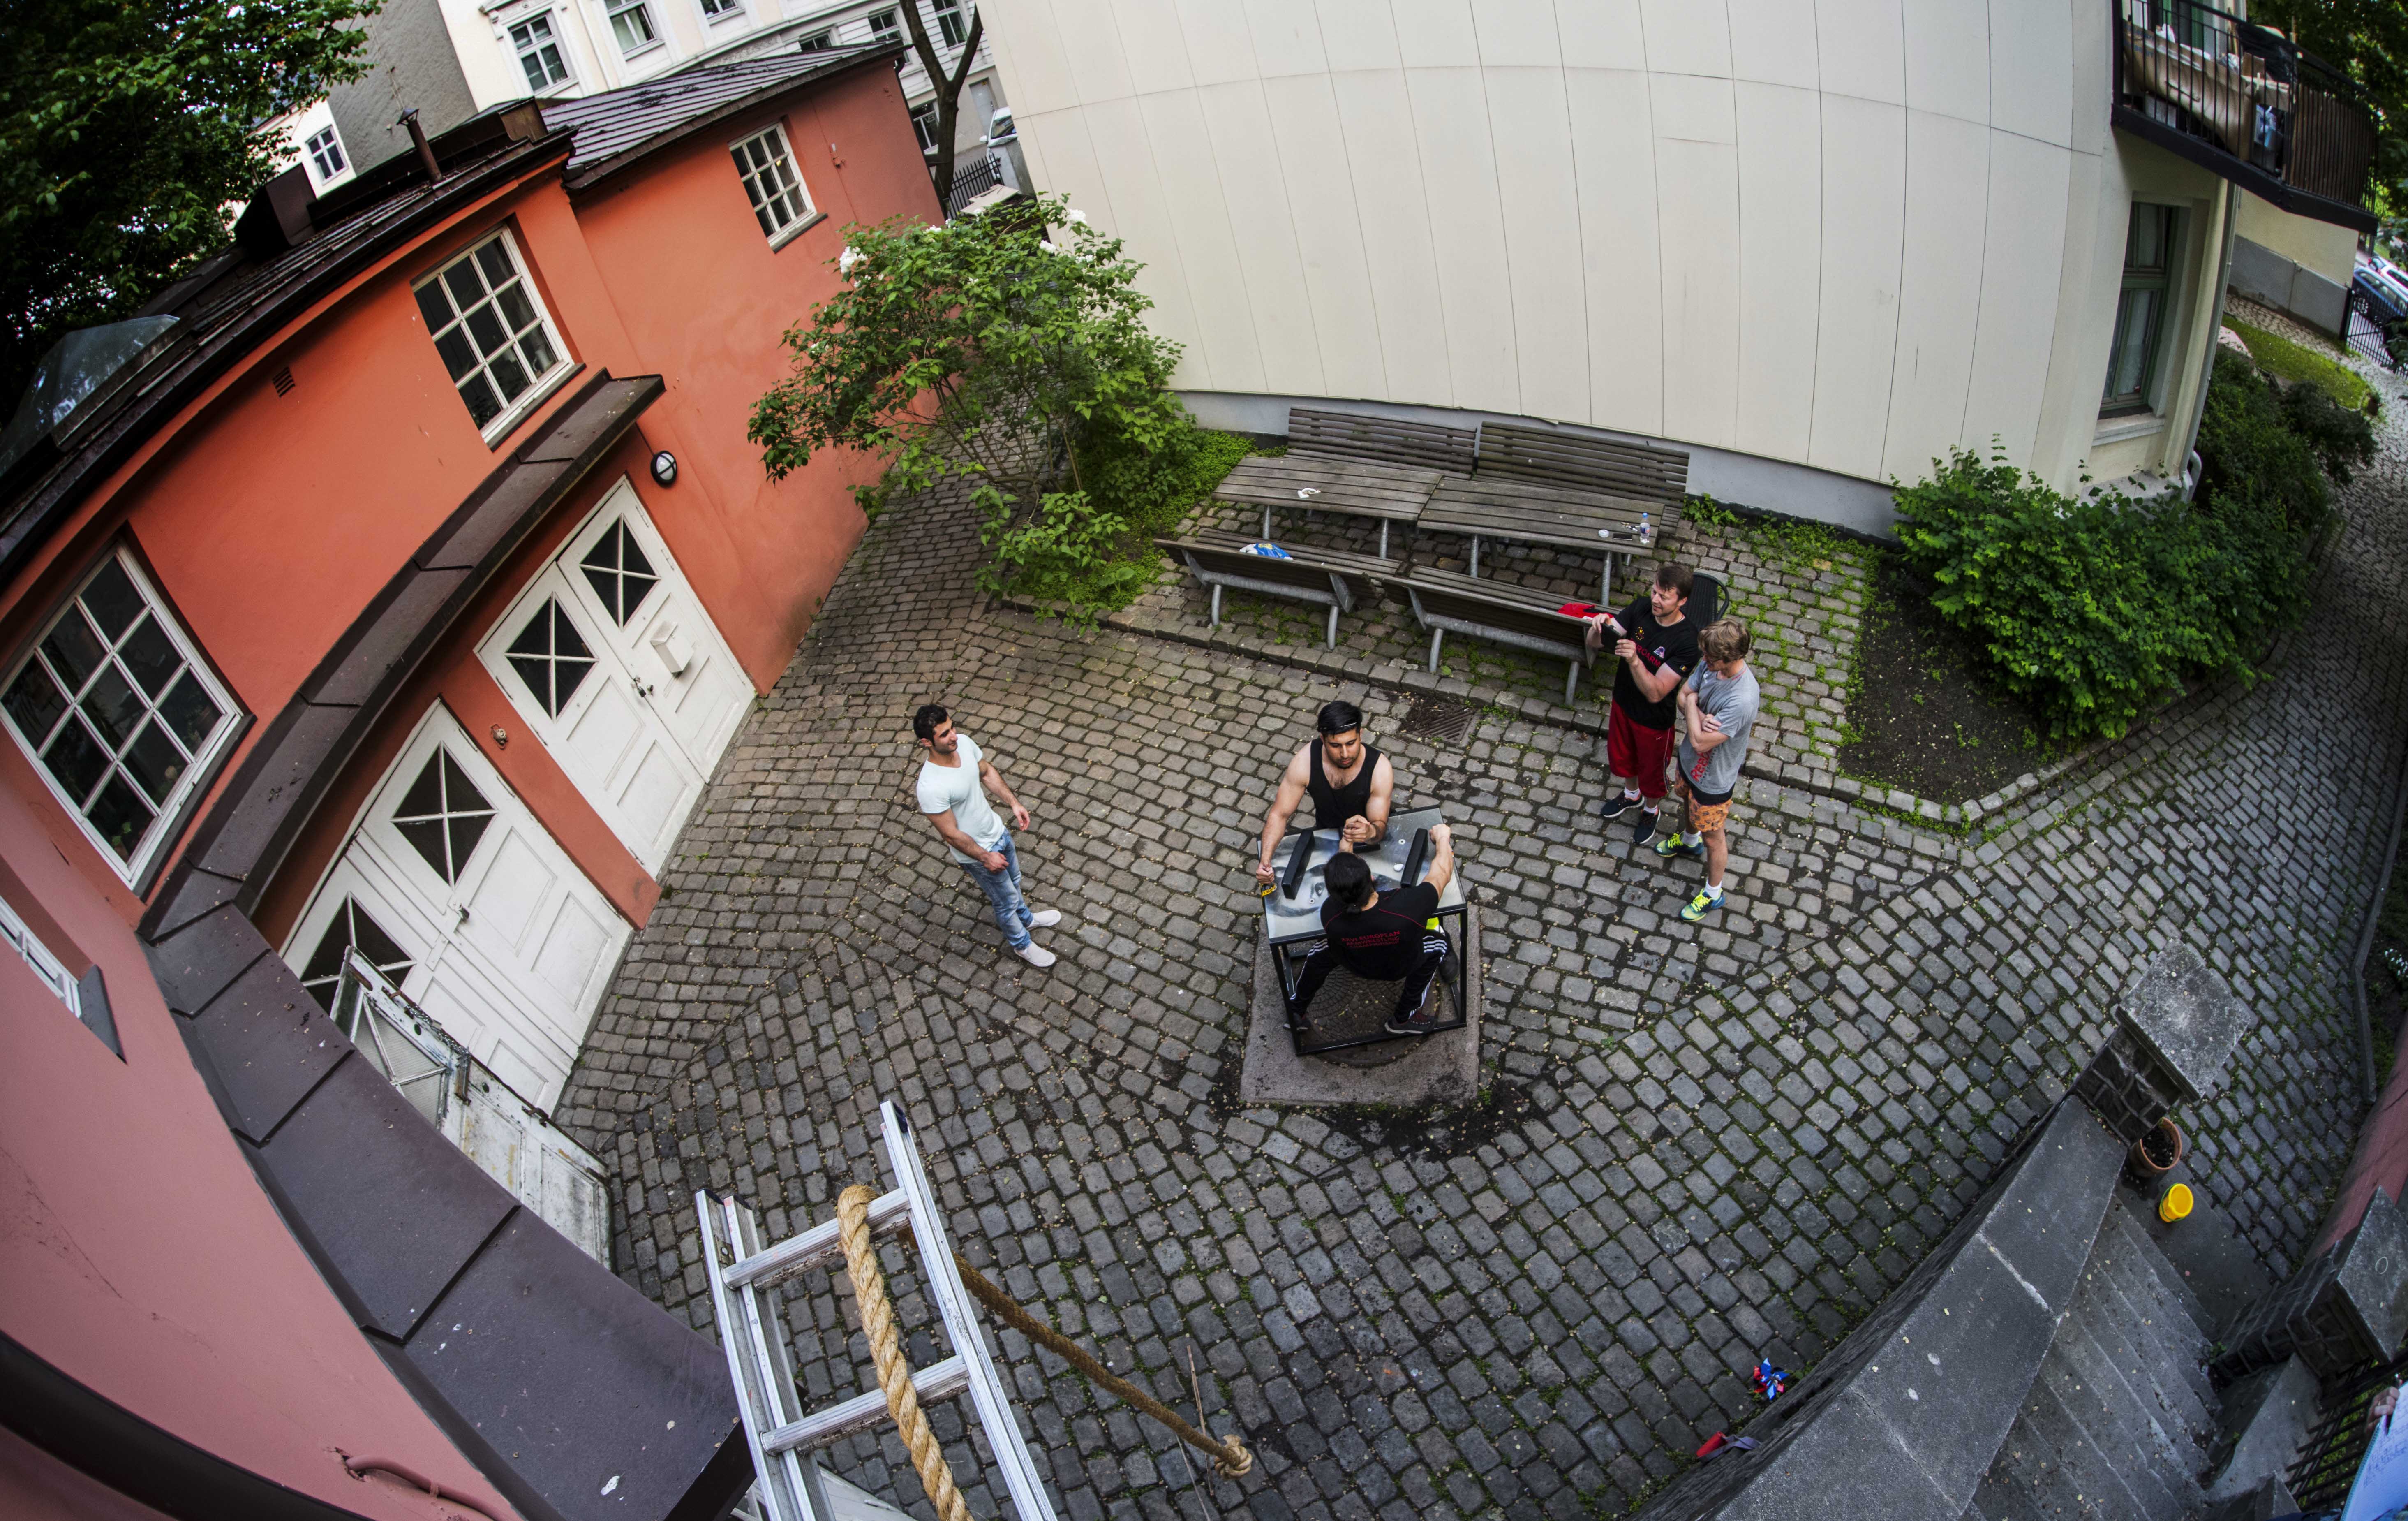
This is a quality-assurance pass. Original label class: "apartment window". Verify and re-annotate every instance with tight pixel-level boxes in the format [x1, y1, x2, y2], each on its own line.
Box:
[868, 9, 900, 40]
[797, 29, 832, 50]
[2103, 204, 2177, 415]
[414, 231, 570, 436]
[731, 125, 814, 241]
[700, 0, 741, 19]
[2, 549, 240, 884]
[0, 891, 79, 1016]
[604, 0, 659, 56]
[305, 125, 347, 183]
[933, 0, 967, 46]
[511, 15, 572, 90]
[909, 101, 940, 154]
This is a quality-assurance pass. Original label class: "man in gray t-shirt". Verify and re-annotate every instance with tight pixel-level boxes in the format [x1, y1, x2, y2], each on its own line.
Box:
[1655, 620, 1759, 922]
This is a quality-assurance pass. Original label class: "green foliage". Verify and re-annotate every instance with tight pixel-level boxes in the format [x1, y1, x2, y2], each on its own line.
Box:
[0, 0, 379, 404]
[751, 196, 1239, 620]
[2277, 371, 2379, 486]
[2249, 0, 2408, 221]
[2198, 348, 2350, 509]
[1893, 387, 2330, 743]
[2223, 318, 2373, 413]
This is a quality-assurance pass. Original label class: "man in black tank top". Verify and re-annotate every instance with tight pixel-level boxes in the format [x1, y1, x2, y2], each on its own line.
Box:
[1255, 701, 1396, 886]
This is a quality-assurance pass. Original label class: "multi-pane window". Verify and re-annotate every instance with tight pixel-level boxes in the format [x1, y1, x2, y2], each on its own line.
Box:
[506, 600, 595, 717]
[301, 899, 416, 1010]
[580, 521, 659, 625]
[391, 750, 495, 885]
[730, 126, 813, 240]
[3, 549, 239, 883]
[305, 125, 347, 183]
[605, 0, 659, 56]
[868, 9, 900, 40]
[414, 232, 568, 435]
[700, 0, 740, 17]
[2104, 204, 2176, 414]
[933, 0, 968, 47]
[511, 15, 571, 90]
[797, 29, 832, 50]
[1, 891, 79, 1016]
[910, 102, 940, 154]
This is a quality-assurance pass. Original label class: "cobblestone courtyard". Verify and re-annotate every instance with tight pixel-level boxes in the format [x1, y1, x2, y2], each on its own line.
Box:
[557, 359, 2408, 1521]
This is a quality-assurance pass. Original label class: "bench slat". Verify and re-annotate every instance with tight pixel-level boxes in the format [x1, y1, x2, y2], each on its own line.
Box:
[1214, 455, 1438, 522]
[1397, 567, 1592, 651]
[1179, 529, 1400, 577]
[1420, 478, 1667, 553]
[1290, 407, 1476, 475]
[1475, 423, 1689, 502]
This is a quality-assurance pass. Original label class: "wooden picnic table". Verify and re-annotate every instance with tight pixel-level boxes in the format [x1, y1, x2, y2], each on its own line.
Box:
[1213, 454, 1439, 558]
[1417, 476, 1664, 601]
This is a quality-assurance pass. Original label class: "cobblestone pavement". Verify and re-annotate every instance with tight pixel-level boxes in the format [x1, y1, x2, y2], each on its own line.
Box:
[558, 359, 2408, 1521]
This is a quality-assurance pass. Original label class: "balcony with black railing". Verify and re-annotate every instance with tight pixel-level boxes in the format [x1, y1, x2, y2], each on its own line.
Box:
[2113, 0, 2378, 231]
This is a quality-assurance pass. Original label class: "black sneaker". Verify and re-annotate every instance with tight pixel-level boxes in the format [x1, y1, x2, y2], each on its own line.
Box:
[1599, 793, 1643, 821]
[1385, 1006, 1443, 1036]
[1632, 808, 1661, 843]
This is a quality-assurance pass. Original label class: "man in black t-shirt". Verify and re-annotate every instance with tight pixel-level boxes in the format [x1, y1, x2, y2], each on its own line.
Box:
[1583, 563, 1701, 843]
[1287, 825, 1456, 1036]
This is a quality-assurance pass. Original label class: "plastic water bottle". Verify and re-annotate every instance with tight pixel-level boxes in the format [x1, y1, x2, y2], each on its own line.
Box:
[1639, 512, 1651, 542]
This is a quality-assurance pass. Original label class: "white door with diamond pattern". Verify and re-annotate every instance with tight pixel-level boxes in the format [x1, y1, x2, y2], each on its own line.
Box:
[477, 478, 750, 873]
[281, 704, 628, 1108]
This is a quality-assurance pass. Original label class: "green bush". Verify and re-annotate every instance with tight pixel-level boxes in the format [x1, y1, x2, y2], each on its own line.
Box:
[2197, 348, 2348, 510]
[988, 423, 1256, 615]
[2222, 317, 2372, 412]
[2274, 375, 2377, 486]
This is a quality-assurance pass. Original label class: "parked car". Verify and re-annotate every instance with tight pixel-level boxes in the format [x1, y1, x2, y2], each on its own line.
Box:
[2353, 259, 2408, 368]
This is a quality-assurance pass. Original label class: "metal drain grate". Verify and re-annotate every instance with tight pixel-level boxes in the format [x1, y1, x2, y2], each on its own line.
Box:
[1396, 694, 1479, 746]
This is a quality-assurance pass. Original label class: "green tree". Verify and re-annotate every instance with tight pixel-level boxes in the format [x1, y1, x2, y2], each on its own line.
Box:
[2251, 0, 2408, 218]
[750, 194, 1207, 615]
[0, 0, 380, 406]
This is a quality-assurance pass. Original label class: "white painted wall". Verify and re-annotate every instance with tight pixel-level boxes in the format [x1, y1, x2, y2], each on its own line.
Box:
[981, 0, 2230, 507]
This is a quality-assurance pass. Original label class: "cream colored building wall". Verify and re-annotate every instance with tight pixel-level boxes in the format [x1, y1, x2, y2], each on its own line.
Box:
[2235, 191, 2358, 285]
[2080, 139, 2232, 485]
[982, 0, 2224, 500]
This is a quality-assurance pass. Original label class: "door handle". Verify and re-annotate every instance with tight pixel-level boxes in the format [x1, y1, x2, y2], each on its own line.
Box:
[631, 674, 656, 698]
[454, 904, 471, 927]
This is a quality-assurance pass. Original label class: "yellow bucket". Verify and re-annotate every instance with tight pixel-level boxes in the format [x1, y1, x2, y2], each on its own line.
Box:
[2159, 1183, 2195, 1224]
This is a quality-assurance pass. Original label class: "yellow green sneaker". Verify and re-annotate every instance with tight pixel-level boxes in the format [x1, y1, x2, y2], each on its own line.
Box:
[1680, 887, 1725, 922]
[1655, 831, 1705, 861]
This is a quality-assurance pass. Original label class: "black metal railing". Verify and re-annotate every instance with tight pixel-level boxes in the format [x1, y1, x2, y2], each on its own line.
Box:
[941, 151, 1004, 219]
[2288, 1347, 2408, 1508]
[2114, 0, 2376, 213]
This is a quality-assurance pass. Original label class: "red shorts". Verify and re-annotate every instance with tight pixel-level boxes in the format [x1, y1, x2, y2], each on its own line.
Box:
[1605, 705, 1677, 798]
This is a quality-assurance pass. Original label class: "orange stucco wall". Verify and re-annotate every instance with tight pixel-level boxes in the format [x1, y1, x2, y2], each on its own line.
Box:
[2, 58, 937, 933]
[0, 779, 522, 1521]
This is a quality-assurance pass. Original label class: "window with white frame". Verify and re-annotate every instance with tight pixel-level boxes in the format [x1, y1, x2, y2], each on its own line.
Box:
[0, 891, 80, 1016]
[604, 0, 659, 56]
[305, 125, 348, 183]
[700, 0, 741, 18]
[797, 29, 832, 49]
[2, 549, 241, 884]
[511, 15, 572, 90]
[2103, 204, 2179, 415]
[933, 0, 968, 47]
[909, 101, 939, 155]
[414, 231, 571, 435]
[868, 9, 899, 40]
[730, 126, 814, 240]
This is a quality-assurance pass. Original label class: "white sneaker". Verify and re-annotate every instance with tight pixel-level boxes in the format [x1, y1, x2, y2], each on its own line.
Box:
[1012, 940, 1057, 968]
[1026, 908, 1063, 929]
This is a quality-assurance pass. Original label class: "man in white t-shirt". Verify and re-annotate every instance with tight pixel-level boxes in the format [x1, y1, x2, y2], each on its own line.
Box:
[914, 703, 1062, 968]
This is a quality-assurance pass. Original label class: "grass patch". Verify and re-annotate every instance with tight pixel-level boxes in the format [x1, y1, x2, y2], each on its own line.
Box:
[2225, 317, 2371, 412]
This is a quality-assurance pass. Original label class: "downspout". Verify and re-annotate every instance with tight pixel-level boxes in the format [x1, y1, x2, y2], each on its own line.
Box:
[2179, 180, 2242, 500]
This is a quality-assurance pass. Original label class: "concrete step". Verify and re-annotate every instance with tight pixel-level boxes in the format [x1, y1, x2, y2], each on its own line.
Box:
[1965, 1181, 2220, 1521]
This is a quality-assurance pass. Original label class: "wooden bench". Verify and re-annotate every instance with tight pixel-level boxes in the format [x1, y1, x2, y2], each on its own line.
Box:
[1421, 425, 1691, 595]
[1155, 530, 1400, 647]
[1213, 408, 1473, 556]
[1390, 566, 1597, 704]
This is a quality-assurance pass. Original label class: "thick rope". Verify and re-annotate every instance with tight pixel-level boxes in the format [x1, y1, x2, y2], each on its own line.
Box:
[835, 1185, 977, 1521]
[929, 1236, 1253, 1479]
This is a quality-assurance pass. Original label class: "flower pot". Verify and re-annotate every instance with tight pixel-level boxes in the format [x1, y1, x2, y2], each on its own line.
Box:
[2128, 1117, 2185, 1181]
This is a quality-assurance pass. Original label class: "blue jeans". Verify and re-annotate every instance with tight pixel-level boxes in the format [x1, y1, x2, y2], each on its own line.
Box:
[957, 829, 1033, 949]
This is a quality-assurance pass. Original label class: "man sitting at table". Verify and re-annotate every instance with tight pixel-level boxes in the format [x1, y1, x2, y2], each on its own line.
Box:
[1583, 562, 1701, 844]
[1287, 825, 1457, 1036]
[1255, 700, 1394, 886]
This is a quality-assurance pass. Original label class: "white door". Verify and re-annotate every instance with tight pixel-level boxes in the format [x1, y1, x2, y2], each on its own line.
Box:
[283, 704, 629, 1108]
[478, 478, 751, 871]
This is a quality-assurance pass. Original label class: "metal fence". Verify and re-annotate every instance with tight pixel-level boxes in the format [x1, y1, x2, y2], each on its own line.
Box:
[2287, 1350, 2408, 1509]
[942, 151, 1004, 218]
[2114, 0, 2377, 209]
[2346, 289, 2408, 372]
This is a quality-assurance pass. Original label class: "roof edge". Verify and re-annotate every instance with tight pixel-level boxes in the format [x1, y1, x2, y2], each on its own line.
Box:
[559, 41, 909, 192]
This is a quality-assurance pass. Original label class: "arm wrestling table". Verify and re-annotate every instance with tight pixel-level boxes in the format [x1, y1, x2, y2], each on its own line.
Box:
[1262, 806, 1470, 1056]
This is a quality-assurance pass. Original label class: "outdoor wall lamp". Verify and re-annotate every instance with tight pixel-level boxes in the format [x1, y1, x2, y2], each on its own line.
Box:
[651, 450, 678, 486]
[490, 725, 509, 749]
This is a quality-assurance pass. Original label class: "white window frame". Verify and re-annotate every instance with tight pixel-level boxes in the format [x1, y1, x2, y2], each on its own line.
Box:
[867, 8, 900, 41]
[412, 228, 576, 444]
[305, 125, 348, 184]
[729, 123, 817, 247]
[698, 0, 743, 22]
[796, 28, 832, 50]
[602, 0, 663, 60]
[908, 100, 940, 155]
[0, 891, 80, 1018]
[508, 12, 575, 93]
[932, 0, 968, 48]
[1, 547, 243, 888]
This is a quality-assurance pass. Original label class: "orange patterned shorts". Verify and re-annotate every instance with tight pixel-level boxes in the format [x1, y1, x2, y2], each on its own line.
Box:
[1677, 774, 1732, 834]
